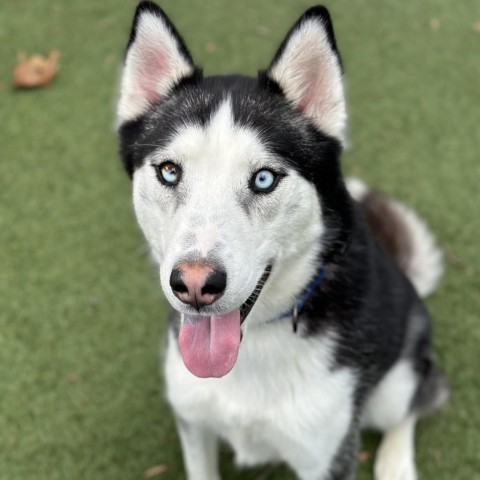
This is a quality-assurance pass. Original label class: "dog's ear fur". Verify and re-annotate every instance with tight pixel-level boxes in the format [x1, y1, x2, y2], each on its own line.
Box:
[264, 7, 346, 145]
[117, 1, 196, 126]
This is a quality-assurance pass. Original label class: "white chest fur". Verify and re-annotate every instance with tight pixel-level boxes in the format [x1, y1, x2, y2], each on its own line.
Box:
[165, 321, 356, 477]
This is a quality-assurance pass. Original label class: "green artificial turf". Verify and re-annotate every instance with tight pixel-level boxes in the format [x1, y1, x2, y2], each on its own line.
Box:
[1, 0, 479, 478]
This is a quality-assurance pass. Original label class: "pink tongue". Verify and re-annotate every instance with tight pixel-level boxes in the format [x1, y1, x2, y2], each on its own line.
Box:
[178, 310, 241, 378]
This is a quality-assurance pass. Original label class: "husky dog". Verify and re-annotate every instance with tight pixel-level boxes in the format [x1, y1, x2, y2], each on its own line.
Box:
[117, 2, 448, 479]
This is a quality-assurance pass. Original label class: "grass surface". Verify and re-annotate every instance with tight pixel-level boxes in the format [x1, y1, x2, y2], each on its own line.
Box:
[1, 0, 479, 479]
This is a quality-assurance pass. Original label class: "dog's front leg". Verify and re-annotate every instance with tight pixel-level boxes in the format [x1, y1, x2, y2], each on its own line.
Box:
[292, 428, 359, 480]
[176, 416, 220, 480]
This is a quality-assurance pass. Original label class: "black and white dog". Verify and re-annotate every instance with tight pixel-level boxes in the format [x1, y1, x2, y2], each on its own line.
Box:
[117, 2, 448, 479]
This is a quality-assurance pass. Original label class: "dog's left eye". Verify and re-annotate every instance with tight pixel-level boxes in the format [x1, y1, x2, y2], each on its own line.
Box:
[154, 161, 182, 187]
[251, 169, 279, 194]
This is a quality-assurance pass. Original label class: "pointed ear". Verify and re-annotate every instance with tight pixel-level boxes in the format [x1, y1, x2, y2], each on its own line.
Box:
[117, 1, 196, 126]
[265, 7, 346, 145]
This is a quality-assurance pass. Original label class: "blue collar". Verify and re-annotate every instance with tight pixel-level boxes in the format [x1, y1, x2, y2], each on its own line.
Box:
[268, 266, 327, 332]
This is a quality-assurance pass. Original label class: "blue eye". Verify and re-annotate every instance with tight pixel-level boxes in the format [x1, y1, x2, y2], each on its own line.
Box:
[155, 161, 182, 187]
[251, 169, 278, 193]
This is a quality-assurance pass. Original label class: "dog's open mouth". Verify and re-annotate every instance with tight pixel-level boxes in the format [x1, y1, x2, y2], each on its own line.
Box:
[240, 264, 272, 323]
[178, 265, 272, 379]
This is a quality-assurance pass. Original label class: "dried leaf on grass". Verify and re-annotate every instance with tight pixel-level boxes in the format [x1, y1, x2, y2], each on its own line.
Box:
[358, 450, 371, 463]
[443, 245, 463, 267]
[143, 464, 168, 478]
[205, 42, 218, 53]
[429, 18, 441, 30]
[13, 50, 60, 88]
[67, 373, 80, 383]
[256, 26, 271, 37]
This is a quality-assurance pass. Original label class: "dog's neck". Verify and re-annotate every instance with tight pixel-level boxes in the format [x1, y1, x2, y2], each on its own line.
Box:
[267, 266, 328, 331]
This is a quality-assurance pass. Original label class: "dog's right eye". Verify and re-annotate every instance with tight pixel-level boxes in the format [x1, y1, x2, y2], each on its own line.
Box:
[250, 168, 281, 194]
[154, 161, 182, 187]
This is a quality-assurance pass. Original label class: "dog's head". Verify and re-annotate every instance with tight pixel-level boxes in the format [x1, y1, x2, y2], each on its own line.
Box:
[117, 2, 352, 378]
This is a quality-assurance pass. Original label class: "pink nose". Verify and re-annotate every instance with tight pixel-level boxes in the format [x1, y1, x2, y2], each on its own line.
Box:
[169, 262, 227, 310]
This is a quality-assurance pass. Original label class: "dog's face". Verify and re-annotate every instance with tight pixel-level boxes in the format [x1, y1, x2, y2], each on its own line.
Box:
[117, 2, 352, 377]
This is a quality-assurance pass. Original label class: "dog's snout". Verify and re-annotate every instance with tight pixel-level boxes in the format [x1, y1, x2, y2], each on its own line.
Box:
[170, 262, 227, 310]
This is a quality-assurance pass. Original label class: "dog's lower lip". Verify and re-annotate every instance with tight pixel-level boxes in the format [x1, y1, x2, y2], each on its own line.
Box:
[239, 265, 272, 323]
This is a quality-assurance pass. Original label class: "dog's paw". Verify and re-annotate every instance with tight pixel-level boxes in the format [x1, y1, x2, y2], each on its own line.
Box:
[374, 450, 417, 480]
[374, 415, 418, 480]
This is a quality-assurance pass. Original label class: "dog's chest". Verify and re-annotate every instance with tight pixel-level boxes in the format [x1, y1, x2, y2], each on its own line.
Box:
[165, 323, 356, 469]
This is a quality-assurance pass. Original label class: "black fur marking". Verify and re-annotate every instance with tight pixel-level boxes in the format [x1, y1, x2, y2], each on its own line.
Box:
[118, 71, 213, 177]
[411, 363, 449, 416]
[256, 72, 284, 97]
[404, 307, 449, 416]
[118, 117, 146, 178]
[328, 422, 360, 480]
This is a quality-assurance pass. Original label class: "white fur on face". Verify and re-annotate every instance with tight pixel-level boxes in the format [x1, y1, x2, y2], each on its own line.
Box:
[268, 19, 346, 145]
[117, 12, 194, 125]
[132, 99, 324, 321]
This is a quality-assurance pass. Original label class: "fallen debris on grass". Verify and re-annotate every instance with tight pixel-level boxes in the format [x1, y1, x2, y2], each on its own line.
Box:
[13, 50, 60, 88]
[143, 464, 168, 478]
